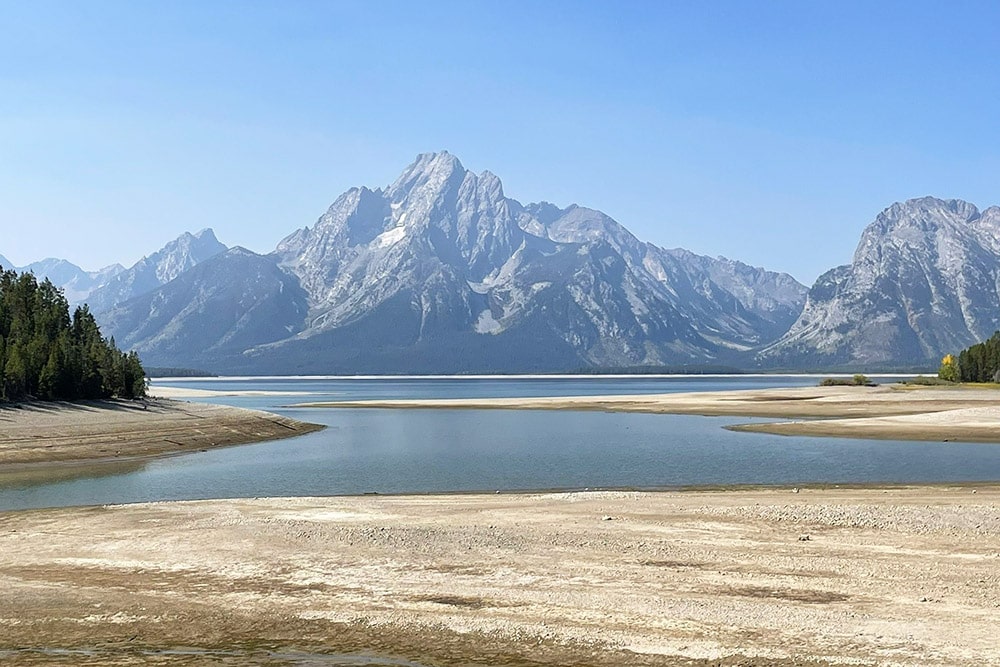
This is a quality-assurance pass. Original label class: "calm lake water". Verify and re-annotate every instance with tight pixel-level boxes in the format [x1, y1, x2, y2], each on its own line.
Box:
[3, 375, 1000, 511]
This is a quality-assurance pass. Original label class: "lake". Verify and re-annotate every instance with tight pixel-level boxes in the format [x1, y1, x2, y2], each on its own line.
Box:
[3, 375, 1000, 511]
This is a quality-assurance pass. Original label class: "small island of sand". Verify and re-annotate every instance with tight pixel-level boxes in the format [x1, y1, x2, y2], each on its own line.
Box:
[295, 383, 1000, 443]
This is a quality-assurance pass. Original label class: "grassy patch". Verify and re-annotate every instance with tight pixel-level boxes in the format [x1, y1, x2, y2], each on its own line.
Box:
[900, 375, 956, 386]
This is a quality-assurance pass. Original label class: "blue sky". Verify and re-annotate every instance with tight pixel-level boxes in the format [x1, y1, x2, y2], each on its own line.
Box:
[2, 1, 998, 284]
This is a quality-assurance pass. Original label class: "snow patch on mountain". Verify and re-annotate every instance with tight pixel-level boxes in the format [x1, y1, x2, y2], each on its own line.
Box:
[374, 225, 407, 248]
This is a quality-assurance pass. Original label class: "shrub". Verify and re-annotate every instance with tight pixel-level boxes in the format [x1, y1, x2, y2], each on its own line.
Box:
[819, 375, 874, 387]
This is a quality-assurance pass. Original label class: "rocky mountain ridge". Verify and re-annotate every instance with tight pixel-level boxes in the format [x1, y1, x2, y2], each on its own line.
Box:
[99, 247, 308, 365]
[1, 229, 226, 308]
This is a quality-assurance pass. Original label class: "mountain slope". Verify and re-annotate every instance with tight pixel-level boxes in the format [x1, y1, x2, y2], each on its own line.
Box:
[522, 204, 807, 350]
[87, 229, 227, 314]
[759, 197, 1000, 367]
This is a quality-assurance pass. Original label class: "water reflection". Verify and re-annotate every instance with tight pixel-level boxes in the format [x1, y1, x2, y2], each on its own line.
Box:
[0, 459, 148, 490]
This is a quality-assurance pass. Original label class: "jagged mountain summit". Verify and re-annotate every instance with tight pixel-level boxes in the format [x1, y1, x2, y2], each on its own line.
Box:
[759, 197, 1000, 368]
[86, 228, 228, 314]
[0, 230, 226, 313]
[103, 151, 806, 373]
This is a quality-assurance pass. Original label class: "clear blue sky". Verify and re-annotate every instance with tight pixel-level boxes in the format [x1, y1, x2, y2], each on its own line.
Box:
[2, 1, 998, 284]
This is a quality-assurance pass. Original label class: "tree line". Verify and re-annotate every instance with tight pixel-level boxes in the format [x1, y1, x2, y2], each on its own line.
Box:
[938, 331, 1000, 383]
[955, 331, 1000, 383]
[0, 266, 146, 401]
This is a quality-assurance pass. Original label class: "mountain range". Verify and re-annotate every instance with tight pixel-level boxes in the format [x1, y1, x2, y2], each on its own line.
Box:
[0, 229, 226, 308]
[97, 152, 809, 373]
[6, 153, 997, 373]
[82, 229, 228, 314]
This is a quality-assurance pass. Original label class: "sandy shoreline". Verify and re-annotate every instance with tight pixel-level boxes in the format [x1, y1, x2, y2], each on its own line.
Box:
[2, 486, 997, 666]
[297, 384, 1000, 443]
[0, 398, 323, 468]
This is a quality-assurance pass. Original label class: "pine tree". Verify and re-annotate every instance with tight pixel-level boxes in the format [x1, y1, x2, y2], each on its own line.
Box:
[4, 345, 28, 400]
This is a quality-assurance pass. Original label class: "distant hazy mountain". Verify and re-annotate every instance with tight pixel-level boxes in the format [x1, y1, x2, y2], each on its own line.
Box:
[759, 197, 1000, 368]
[0, 254, 12, 270]
[21, 258, 94, 290]
[102, 151, 807, 373]
[87, 229, 227, 314]
[99, 247, 308, 367]
[9, 257, 124, 304]
[0, 230, 226, 311]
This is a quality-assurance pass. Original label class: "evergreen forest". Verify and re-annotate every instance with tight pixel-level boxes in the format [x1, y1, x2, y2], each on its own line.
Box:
[0, 267, 146, 401]
[956, 332, 1000, 383]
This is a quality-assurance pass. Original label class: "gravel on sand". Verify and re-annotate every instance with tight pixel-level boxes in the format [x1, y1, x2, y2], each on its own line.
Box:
[2, 487, 998, 666]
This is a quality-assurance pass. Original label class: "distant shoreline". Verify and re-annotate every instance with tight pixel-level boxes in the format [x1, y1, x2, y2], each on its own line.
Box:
[0, 398, 324, 470]
[150, 372, 921, 382]
[293, 384, 1000, 444]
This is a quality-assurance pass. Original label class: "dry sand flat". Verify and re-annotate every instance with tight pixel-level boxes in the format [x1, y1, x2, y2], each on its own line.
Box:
[1, 487, 998, 666]
[731, 404, 1000, 443]
[297, 384, 1000, 443]
[0, 399, 323, 467]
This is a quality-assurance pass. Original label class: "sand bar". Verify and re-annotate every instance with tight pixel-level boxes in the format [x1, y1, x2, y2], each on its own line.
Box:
[149, 385, 316, 398]
[1, 486, 998, 666]
[0, 398, 323, 468]
[297, 384, 1000, 443]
